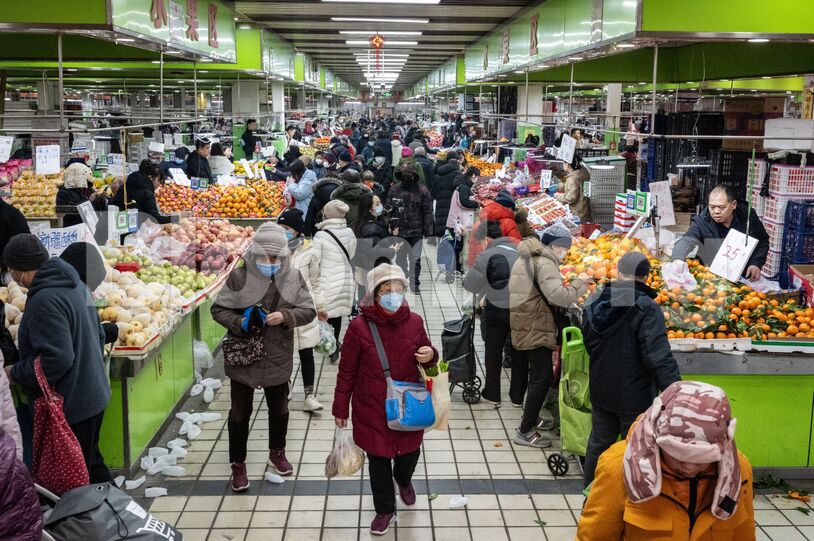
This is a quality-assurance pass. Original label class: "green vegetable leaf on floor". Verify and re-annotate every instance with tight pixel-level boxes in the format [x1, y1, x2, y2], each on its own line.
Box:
[428, 493, 438, 501]
[534, 519, 547, 527]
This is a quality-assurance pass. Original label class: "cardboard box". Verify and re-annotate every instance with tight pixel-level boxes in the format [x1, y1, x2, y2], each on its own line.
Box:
[788, 264, 814, 307]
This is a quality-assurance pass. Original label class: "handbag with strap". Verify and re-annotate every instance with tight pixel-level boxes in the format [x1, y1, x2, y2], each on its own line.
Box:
[524, 256, 572, 344]
[222, 288, 282, 367]
[31, 357, 90, 495]
[367, 319, 435, 431]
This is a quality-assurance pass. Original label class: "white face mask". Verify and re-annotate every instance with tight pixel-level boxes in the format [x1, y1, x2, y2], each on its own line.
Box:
[374, 156, 385, 165]
[316, 159, 324, 167]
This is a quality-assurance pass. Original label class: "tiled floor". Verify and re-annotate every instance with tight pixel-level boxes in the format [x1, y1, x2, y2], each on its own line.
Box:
[134, 249, 807, 540]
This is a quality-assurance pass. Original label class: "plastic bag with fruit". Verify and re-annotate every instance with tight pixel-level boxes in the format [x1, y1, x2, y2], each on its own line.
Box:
[324, 427, 365, 479]
[661, 260, 697, 292]
[314, 320, 338, 356]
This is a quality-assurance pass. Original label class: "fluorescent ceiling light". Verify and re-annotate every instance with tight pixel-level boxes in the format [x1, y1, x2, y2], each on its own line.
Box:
[333, 17, 429, 24]
[616, 43, 636, 48]
[326, 0, 438, 3]
[151, 60, 161, 64]
[340, 31, 422, 36]
[569, 56, 584, 61]
[748, 38, 769, 43]
[116, 38, 136, 43]
[346, 40, 417, 46]
[239, 25, 252, 30]
[514, 70, 525, 74]
[355, 53, 409, 58]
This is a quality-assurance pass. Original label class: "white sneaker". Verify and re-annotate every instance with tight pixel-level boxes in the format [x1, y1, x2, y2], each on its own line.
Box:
[303, 394, 324, 412]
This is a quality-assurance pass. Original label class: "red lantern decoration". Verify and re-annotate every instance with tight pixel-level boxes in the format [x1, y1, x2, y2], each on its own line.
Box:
[369, 33, 386, 72]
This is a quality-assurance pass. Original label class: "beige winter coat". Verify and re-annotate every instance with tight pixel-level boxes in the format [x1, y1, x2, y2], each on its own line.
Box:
[509, 237, 587, 351]
[555, 165, 592, 223]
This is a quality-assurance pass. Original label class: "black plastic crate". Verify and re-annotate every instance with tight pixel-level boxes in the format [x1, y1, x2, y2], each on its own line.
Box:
[785, 200, 814, 230]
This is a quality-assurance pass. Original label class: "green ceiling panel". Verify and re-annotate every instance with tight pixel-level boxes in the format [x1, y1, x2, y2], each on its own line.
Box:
[564, 0, 592, 52]
[602, 0, 637, 41]
[642, 0, 814, 34]
[0, 0, 108, 26]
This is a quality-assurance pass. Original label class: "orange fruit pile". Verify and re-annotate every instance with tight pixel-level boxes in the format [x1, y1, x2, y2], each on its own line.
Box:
[157, 181, 285, 218]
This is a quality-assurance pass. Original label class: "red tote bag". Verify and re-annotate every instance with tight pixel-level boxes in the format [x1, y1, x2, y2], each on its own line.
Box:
[31, 357, 89, 494]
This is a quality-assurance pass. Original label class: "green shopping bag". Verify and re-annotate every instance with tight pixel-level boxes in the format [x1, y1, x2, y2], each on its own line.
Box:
[558, 327, 593, 456]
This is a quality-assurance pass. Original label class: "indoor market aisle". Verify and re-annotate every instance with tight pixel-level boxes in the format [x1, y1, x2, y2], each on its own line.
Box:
[139, 250, 808, 541]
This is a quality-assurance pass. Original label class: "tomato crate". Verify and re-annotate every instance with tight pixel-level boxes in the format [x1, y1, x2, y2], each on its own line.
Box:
[785, 200, 814, 230]
[763, 218, 785, 252]
[769, 164, 814, 194]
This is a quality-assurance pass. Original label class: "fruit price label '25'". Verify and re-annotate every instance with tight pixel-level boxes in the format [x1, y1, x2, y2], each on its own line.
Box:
[709, 229, 758, 282]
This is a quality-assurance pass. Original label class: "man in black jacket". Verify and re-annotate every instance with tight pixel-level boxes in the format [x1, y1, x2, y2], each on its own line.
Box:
[304, 169, 342, 236]
[387, 162, 433, 294]
[432, 156, 461, 237]
[186, 138, 215, 184]
[672, 185, 769, 281]
[0, 199, 29, 284]
[413, 147, 435, 193]
[463, 222, 518, 404]
[241, 119, 259, 159]
[581, 252, 681, 488]
[109, 160, 171, 225]
[374, 131, 393, 169]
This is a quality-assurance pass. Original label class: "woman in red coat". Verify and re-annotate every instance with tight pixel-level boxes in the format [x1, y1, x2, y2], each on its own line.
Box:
[333, 263, 438, 536]
[468, 189, 522, 267]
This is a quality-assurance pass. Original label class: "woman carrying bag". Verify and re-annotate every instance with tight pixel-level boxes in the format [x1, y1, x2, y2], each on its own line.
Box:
[333, 263, 438, 536]
[211, 223, 316, 492]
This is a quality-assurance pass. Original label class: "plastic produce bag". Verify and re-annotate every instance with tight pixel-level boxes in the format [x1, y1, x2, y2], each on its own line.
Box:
[661, 260, 698, 292]
[193, 340, 214, 378]
[419, 362, 450, 431]
[325, 428, 365, 479]
[314, 320, 338, 356]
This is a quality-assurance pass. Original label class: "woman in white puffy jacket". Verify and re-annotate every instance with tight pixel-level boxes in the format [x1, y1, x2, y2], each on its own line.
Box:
[278, 209, 324, 412]
[311, 200, 357, 363]
[390, 135, 403, 170]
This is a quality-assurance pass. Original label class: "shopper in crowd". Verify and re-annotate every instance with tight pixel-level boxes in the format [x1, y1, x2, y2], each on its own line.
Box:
[265, 154, 291, 182]
[375, 131, 393, 169]
[304, 154, 342, 236]
[311, 200, 357, 363]
[336, 150, 355, 174]
[241, 118, 259, 159]
[354, 154, 367, 173]
[110, 159, 171, 225]
[387, 162, 433, 295]
[447, 165, 481, 271]
[331, 169, 371, 232]
[340, 136, 356, 160]
[412, 146, 435, 192]
[312, 151, 328, 179]
[186, 137, 215, 184]
[211, 223, 316, 491]
[354, 193, 400, 300]
[577, 381, 755, 540]
[468, 189, 522, 267]
[361, 133, 376, 163]
[333, 263, 438, 536]
[284, 141, 302, 169]
[432, 153, 462, 238]
[554, 153, 591, 224]
[390, 134, 403, 170]
[56, 162, 107, 227]
[159, 147, 189, 180]
[285, 125, 299, 151]
[277, 209, 324, 413]
[581, 252, 681, 487]
[284, 159, 317, 216]
[672, 185, 769, 281]
[509, 222, 587, 447]
[464, 220, 519, 405]
[208, 143, 235, 178]
[369, 147, 391, 195]
[65, 145, 90, 167]
[0, 200, 29, 287]
[3, 233, 112, 483]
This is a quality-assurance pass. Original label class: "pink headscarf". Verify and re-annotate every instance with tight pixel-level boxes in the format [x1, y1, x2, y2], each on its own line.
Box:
[623, 381, 741, 520]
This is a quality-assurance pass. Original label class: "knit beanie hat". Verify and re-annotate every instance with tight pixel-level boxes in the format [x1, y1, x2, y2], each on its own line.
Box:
[323, 200, 350, 220]
[3, 233, 50, 271]
[322, 152, 337, 166]
[64, 162, 93, 189]
[60, 242, 106, 290]
[540, 222, 573, 249]
[494, 190, 516, 210]
[618, 252, 651, 278]
[250, 222, 289, 257]
[624, 381, 741, 520]
[277, 208, 305, 234]
[367, 263, 408, 295]
[338, 150, 352, 163]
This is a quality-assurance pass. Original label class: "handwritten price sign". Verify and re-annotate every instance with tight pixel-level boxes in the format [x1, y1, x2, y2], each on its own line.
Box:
[709, 229, 758, 282]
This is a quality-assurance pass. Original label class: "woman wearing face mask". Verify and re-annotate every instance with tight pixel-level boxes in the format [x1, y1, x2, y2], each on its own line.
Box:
[369, 147, 391, 198]
[211, 222, 316, 492]
[283, 159, 317, 215]
[508, 222, 588, 448]
[159, 147, 190, 180]
[354, 193, 400, 301]
[312, 151, 328, 179]
[333, 263, 438, 536]
[277, 209, 325, 413]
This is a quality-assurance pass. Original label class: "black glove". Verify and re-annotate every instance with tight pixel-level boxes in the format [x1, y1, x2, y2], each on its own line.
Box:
[102, 322, 119, 345]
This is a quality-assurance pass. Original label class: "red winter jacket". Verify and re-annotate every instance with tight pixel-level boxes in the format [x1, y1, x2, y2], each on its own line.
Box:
[332, 300, 438, 459]
[468, 201, 521, 267]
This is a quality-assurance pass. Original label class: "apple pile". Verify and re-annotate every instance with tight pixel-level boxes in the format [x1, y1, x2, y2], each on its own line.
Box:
[158, 219, 253, 273]
[155, 183, 196, 213]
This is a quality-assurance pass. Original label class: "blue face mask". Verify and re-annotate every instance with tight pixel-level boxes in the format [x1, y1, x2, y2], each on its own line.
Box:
[285, 231, 294, 240]
[378, 292, 404, 313]
[368, 141, 375, 147]
[373, 205, 384, 217]
[257, 263, 281, 277]
[174, 158, 185, 164]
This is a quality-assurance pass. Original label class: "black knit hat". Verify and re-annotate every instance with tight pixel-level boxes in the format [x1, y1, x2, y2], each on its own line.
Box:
[618, 252, 651, 278]
[61, 242, 106, 290]
[277, 208, 305, 234]
[3, 233, 49, 271]
[494, 190, 516, 210]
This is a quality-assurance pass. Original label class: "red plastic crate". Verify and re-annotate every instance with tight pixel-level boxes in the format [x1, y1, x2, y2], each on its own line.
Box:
[769, 165, 814, 194]
[763, 193, 806, 224]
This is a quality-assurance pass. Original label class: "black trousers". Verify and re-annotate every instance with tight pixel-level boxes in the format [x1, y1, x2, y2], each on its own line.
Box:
[228, 380, 289, 463]
[70, 411, 112, 483]
[481, 319, 511, 403]
[583, 404, 638, 488]
[509, 345, 530, 407]
[395, 236, 423, 289]
[516, 346, 554, 435]
[368, 450, 421, 514]
[299, 347, 315, 388]
[328, 317, 342, 345]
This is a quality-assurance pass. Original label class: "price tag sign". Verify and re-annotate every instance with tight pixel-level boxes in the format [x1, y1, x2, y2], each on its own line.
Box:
[190, 177, 200, 190]
[626, 189, 651, 216]
[710, 229, 759, 282]
[540, 169, 553, 189]
[261, 146, 276, 158]
[583, 180, 592, 198]
[648, 181, 676, 226]
[107, 153, 126, 177]
[557, 134, 577, 164]
[0, 136, 14, 163]
[36, 223, 96, 256]
[149, 141, 165, 153]
[77, 201, 99, 233]
[173, 133, 184, 147]
[240, 159, 255, 179]
[115, 209, 139, 234]
[35, 144, 61, 175]
[163, 133, 173, 147]
[169, 168, 190, 187]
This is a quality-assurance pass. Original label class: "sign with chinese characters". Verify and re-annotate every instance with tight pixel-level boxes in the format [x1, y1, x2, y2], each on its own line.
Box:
[149, 141, 165, 153]
[185, 0, 199, 41]
[530, 14, 539, 56]
[647, 181, 676, 226]
[0, 136, 14, 163]
[107, 153, 126, 177]
[35, 145, 61, 175]
[77, 201, 99, 233]
[710, 229, 759, 282]
[540, 169, 553, 188]
[557, 134, 577, 164]
[37, 223, 96, 256]
[169, 168, 190, 186]
[173, 133, 184, 147]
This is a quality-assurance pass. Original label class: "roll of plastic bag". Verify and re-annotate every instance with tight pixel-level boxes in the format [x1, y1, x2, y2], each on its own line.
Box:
[167, 438, 188, 449]
[170, 447, 188, 459]
[186, 423, 202, 440]
[449, 496, 469, 509]
[156, 454, 177, 466]
[264, 472, 285, 484]
[200, 412, 222, 423]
